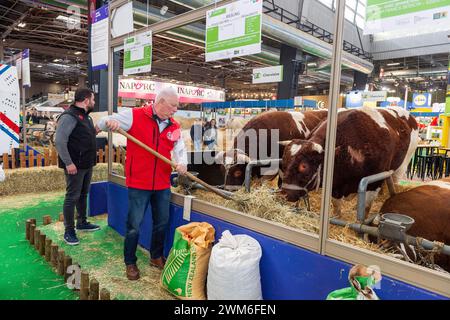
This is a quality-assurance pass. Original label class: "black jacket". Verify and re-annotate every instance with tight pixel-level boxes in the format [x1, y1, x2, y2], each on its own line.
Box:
[57, 105, 97, 169]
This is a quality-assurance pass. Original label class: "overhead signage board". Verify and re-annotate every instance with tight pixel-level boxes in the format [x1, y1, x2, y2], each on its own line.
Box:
[123, 31, 152, 76]
[0, 64, 20, 154]
[205, 0, 262, 62]
[15, 55, 22, 80]
[412, 93, 432, 108]
[252, 65, 283, 84]
[21, 49, 30, 87]
[91, 4, 109, 71]
[118, 78, 225, 104]
[361, 91, 387, 102]
[365, 0, 450, 34]
[111, 1, 134, 38]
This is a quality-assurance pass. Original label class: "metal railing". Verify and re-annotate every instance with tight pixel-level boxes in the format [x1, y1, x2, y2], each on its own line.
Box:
[263, 0, 373, 61]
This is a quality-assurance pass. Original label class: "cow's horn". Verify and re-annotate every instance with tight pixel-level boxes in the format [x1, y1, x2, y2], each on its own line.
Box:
[278, 140, 292, 146]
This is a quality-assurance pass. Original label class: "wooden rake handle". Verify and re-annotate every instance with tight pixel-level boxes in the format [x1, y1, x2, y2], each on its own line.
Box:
[116, 128, 234, 201]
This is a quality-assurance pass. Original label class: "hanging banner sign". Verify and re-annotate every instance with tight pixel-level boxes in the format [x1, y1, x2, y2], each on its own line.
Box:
[111, 1, 134, 38]
[412, 93, 432, 108]
[118, 78, 225, 104]
[361, 91, 387, 102]
[123, 30, 152, 76]
[365, 0, 450, 34]
[252, 65, 283, 84]
[0, 64, 20, 154]
[21, 49, 31, 87]
[15, 55, 22, 80]
[205, 0, 262, 62]
[91, 4, 109, 71]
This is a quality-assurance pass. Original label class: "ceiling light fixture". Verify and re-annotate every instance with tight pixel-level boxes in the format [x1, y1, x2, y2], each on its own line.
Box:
[160, 5, 168, 15]
[18, 22, 26, 28]
[212, 65, 222, 68]
[387, 62, 400, 66]
[55, 81, 60, 84]
[37, 65, 42, 68]
[56, 15, 78, 24]
[74, 51, 82, 55]
[305, 85, 313, 88]
[53, 59, 60, 62]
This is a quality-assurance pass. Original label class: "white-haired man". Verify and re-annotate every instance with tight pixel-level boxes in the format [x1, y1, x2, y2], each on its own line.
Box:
[97, 87, 187, 280]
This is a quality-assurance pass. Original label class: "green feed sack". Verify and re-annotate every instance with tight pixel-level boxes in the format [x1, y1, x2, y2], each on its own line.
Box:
[0, 192, 76, 300]
[161, 222, 215, 300]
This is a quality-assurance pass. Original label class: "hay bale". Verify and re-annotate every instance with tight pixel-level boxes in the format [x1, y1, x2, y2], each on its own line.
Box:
[0, 163, 124, 196]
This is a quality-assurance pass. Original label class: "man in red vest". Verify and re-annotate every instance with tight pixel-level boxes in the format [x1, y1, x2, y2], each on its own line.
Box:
[97, 87, 187, 280]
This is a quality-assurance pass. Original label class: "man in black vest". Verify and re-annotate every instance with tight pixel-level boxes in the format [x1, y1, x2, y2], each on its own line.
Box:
[55, 88, 100, 245]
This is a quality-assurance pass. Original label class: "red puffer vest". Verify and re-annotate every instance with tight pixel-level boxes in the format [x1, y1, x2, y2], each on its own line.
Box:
[125, 106, 181, 190]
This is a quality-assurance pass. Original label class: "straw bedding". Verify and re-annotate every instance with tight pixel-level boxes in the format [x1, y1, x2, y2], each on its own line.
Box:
[173, 178, 422, 255]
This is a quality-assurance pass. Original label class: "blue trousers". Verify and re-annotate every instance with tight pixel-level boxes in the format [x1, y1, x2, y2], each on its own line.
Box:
[124, 187, 171, 266]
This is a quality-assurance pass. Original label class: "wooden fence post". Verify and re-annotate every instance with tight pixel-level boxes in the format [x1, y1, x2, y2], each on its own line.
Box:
[80, 271, 90, 300]
[51, 147, 58, 166]
[44, 148, 50, 166]
[20, 153, 26, 168]
[100, 288, 111, 300]
[98, 149, 104, 163]
[26, 219, 31, 240]
[89, 279, 99, 300]
[28, 152, 35, 168]
[37, 154, 43, 167]
[2, 153, 9, 169]
[34, 229, 40, 250]
[51, 244, 58, 267]
[57, 249, 65, 276]
[11, 148, 16, 168]
[45, 238, 52, 262]
[39, 233, 46, 255]
[29, 224, 36, 244]
[43, 215, 52, 225]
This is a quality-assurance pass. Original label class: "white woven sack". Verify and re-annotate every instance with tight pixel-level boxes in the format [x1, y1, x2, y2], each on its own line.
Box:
[207, 230, 262, 300]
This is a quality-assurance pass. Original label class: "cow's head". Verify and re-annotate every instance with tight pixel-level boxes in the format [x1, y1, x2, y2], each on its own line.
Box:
[280, 139, 324, 202]
[215, 149, 250, 191]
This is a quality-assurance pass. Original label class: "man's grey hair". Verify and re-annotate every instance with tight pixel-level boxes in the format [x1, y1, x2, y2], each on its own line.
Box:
[155, 86, 179, 104]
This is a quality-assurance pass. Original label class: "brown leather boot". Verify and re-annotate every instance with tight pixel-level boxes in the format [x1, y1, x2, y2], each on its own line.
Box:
[126, 264, 140, 280]
[150, 257, 166, 269]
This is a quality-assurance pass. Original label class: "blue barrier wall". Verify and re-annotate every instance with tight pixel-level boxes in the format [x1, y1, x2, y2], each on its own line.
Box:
[89, 181, 108, 217]
[99, 182, 447, 300]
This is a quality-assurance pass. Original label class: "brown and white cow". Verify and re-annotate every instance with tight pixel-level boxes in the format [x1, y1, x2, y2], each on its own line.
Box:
[379, 178, 450, 272]
[216, 110, 328, 190]
[280, 106, 419, 216]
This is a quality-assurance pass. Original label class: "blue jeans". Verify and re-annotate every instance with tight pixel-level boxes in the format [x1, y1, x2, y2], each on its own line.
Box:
[193, 140, 202, 151]
[124, 187, 171, 266]
[63, 167, 93, 232]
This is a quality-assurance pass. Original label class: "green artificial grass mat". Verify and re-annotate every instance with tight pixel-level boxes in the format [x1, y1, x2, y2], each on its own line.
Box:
[0, 192, 77, 300]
